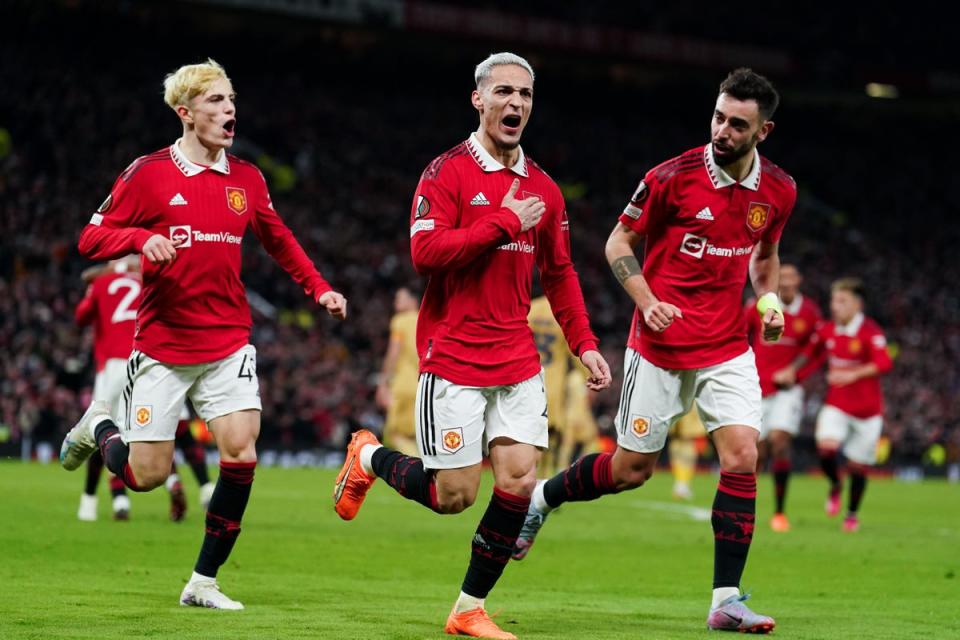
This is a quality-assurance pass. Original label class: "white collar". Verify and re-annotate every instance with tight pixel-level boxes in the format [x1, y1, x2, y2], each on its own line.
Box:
[704, 145, 760, 191]
[783, 293, 803, 315]
[465, 133, 528, 177]
[170, 139, 230, 177]
[836, 312, 864, 336]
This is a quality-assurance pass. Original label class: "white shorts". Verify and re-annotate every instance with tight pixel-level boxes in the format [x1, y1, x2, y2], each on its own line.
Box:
[415, 371, 548, 470]
[616, 348, 762, 454]
[119, 344, 261, 443]
[760, 386, 804, 438]
[815, 404, 882, 465]
[94, 358, 130, 419]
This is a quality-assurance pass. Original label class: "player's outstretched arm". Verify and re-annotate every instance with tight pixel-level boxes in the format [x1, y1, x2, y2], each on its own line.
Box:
[606, 222, 682, 333]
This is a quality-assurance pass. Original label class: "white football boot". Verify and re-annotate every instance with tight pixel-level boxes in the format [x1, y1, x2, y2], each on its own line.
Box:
[179, 577, 244, 610]
[60, 401, 111, 471]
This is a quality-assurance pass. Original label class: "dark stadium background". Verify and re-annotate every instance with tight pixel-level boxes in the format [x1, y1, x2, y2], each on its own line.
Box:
[1, 0, 957, 477]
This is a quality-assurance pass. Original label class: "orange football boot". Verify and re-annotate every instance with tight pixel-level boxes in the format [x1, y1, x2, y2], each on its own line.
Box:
[444, 607, 517, 639]
[770, 512, 791, 533]
[333, 429, 380, 520]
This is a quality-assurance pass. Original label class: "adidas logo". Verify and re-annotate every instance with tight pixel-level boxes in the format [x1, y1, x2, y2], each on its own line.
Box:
[169, 193, 188, 206]
[695, 207, 714, 221]
[470, 192, 490, 206]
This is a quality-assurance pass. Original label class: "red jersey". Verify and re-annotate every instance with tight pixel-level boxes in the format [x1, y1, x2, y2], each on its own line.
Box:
[619, 145, 797, 369]
[745, 293, 822, 396]
[78, 141, 331, 365]
[803, 313, 893, 418]
[75, 269, 141, 371]
[410, 134, 598, 386]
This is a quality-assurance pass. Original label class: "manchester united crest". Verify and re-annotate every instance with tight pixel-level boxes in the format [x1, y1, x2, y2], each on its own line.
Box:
[441, 427, 464, 453]
[632, 415, 650, 436]
[135, 405, 152, 427]
[226, 187, 248, 215]
[793, 318, 807, 334]
[746, 202, 770, 231]
[849, 338, 862, 354]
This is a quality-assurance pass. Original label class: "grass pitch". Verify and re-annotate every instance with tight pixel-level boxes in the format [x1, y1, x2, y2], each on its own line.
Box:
[0, 461, 957, 639]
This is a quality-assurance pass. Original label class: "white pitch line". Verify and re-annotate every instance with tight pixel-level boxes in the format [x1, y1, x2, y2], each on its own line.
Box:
[631, 500, 713, 521]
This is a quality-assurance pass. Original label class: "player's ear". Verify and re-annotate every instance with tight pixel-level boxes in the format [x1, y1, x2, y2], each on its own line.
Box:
[176, 104, 194, 125]
[471, 89, 483, 114]
[757, 119, 775, 143]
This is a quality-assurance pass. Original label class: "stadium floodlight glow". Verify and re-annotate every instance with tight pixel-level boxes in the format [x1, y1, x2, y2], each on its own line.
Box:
[865, 83, 899, 99]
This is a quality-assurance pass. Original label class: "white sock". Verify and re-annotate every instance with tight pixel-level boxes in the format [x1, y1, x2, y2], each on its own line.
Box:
[454, 591, 484, 614]
[531, 479, 552, 513]
[190, 571, 215, 585]
[165, 473, 181, 492]
[359, 444, 382, 476]
[711, 586, 740, 609]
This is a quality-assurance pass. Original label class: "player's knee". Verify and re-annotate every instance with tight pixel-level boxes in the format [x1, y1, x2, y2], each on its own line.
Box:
[218, 436, 257, 462]
[616, 465, 654, 490]
[721, 444, 758, 473]
[436, 491, 475, 514]
[129, 463, 168, 490]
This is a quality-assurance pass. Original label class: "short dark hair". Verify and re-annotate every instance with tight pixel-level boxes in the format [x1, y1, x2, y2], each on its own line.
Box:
[719, 68, 780, 120]
[831, 277, 866, 300]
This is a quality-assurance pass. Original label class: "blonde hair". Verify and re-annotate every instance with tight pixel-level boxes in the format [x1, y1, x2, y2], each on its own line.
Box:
[474, 52, 534, 89]
[163, 58, 231, 109]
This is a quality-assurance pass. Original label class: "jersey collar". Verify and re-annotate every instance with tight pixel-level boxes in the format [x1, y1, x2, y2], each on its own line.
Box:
[466, 133, 528, 177]
[170, 139, 231, 177]
[704, 144, 761, 191]
[783, 293, 804, 315]
[835, 312, 864, 336]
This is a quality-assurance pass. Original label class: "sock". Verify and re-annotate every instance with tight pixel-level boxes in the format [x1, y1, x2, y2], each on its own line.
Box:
[95, 420, 144, 492]
[84, 450, 104, 496]
[818, 447, 841, 492]
[712, 586, 741, 609]
[847, 463, 868, 515]
[370, 446, 440, 512]
[712, 471, 756, 590]
[176, 422, 210, 485]
[360, 443, 383, 476]
[189, 570, 214, 584]
[194, 461, 255, 578]
[461, 488, 529, 599]
[542, 452, 619, 509]
[454, 591, 485, 614]
[108, 475, 127, 498]
[772, 458, 791, 514]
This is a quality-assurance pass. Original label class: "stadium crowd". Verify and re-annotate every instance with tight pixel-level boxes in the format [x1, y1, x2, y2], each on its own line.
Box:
[1, 5, 957, 469]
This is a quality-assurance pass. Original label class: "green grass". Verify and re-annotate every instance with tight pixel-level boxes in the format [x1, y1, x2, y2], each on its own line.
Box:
[0, 462, 957, 639]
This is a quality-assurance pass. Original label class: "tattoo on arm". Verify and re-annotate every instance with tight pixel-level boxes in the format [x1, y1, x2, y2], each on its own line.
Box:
[611, 255, 641, 286]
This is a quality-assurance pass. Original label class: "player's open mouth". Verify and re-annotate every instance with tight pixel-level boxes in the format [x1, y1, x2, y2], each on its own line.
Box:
[501, 114, 522, 133]
[223, 119, 236, 137]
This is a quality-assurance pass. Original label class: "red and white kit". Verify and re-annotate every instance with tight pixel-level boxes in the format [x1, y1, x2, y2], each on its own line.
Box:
[616, 145, 797, 452]
[409, 133, 598, 467]
[807, 313, 893, 464]
[78, 140, 332, 440]
[746, 294, 821, 436]
[75, 266, 141, 416]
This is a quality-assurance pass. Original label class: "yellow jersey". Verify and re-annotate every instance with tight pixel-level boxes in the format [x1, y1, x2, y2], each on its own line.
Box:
[528, 296, 575, 429]
[389, 310, 420, 398]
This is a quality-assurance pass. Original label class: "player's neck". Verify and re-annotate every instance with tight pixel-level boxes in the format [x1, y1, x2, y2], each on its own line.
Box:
[474, 129, 520, 169]
[727, 152, 756, 183]
[179, 133, 224, 166]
